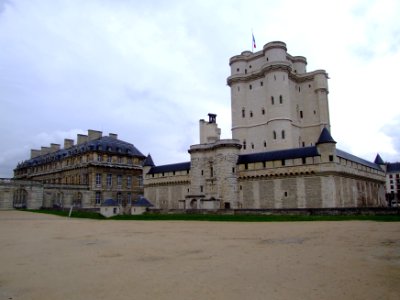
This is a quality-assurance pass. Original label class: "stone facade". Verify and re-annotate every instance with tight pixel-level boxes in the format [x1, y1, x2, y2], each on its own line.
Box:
[227, 41, 330, 153]
[143, 41, 387, 209]
[7, 130, 145, 210]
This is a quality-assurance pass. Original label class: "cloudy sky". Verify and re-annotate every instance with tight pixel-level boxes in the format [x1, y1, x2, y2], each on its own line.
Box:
[1, 0, 399, 177]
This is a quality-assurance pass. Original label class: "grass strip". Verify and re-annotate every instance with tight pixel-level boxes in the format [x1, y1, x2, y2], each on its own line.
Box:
[22, 209, 400, 222]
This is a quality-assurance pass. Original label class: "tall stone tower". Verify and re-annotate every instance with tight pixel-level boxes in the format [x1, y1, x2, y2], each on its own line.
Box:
[227, 41, 330, 154]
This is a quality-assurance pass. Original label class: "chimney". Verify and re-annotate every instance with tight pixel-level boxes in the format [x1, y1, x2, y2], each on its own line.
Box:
[64, 139, 74, 149]
[41, 146, 51, 155]
[77, 134, 88, 145]
[88, 129, 102, 141]
[109, 133, 118, 139]
[50, 143, 61, 152]
[31, 149, 41, 158]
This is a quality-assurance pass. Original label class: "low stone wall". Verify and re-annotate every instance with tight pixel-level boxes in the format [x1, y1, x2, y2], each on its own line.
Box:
[148, 207, 400, 216]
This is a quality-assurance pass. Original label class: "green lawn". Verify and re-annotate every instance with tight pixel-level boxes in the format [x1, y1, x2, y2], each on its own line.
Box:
[23, 209, 400, 222]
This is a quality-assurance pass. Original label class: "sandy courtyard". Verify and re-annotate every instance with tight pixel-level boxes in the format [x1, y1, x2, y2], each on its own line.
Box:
[0, 211, 399, 300]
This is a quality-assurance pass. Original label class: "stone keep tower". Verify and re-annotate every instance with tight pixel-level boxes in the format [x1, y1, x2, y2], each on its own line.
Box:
[227, 41, 330, 154]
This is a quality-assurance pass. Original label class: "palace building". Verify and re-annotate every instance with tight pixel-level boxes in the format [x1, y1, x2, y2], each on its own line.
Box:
[9, 130, 145, 209]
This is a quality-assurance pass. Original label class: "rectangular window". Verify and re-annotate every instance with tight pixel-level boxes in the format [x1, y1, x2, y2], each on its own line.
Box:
[107, 156, 112, 163]
[127, 176, 132, 188]
[95, 173, 102, 186]
[106, 174, 112, 187]
[127, 193, 132, 204]
[138, 176, 143, 187]
[95, 192, 101, 205]
[97, 155, 102, 162]
[200, 185, 203, 193]
[117, 175, 122, 187]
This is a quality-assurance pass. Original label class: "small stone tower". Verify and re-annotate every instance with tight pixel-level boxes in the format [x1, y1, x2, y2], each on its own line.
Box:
[186, 114, 242, 209]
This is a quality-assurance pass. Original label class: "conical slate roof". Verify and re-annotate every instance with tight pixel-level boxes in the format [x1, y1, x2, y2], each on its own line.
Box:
[143, 154, 155, 167]
[316, 127, 336, 144]
[374, 154, 384, 165]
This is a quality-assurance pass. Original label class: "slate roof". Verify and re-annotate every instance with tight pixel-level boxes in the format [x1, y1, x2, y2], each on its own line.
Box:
[316, 127, 336, 144]
[102, 199, 119, 206]
[336, 149, 382, 170]
[374, 154, 385, 165]
[16, 136, 145, 169]
[132, 196, 154, 207]
[147, 162, 191, 175]
[237, 146, 320, 164]
[387, 162, 400, 173]
[143, 154, 155, 167]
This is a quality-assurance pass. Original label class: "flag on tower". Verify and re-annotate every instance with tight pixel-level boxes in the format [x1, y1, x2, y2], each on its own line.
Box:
[252, 33, 256, 50]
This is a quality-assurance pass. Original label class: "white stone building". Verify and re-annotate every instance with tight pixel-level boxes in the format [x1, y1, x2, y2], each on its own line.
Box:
[143, 41, 387, 209]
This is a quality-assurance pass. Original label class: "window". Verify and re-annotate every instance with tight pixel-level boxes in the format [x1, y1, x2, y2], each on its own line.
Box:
[201, 170, 204, 176]
[329, 155, 334, 162]
[260, 81, 263, 86]
[95, 173, 102, 186]
[106, 174, 112, 187]
[281, 160, 286, 166]
[251, 143, 254, 149]
[95, 192, 101, 205]
[236, 68, 240, 72]
[243, 140, 247, 150]
[117, 193, 122, 205]
[242, 108, 245, 118]
[127, 193, 132, 205]
[300, 111, 303, 118]
[232, 167, 235, 173]
[245, 163, 248, 170]
[200, 185, 203, 193]
[271, 96, 274, 105]
[210, 167, 213, 177]
[250, 111, 253, 117]
[138, 176, 143, 187]
[273, 131, 277, 140]
[117, 175, 122, 187]
[302, 157, 306, 164]
[118, 156, 122, 164]
[97, 155, 102, 162]
[264, 141, 267, 148]
[127, 176, 132, 188]
[281, 130, 285, 139]
[107, 155, 112, 163]
[249, 84, 252, 90]
[262, 108, 265, 115]
[279, 95, 283, 104]
[263, 161, 266, 168]
[245, 69, 247, 74]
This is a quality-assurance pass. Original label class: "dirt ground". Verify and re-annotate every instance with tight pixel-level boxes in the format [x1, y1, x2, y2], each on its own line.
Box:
[0, 211, 399, 300]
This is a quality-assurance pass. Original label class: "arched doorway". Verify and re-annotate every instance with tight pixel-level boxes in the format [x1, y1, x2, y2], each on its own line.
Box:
[190, 199, 197, 209]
